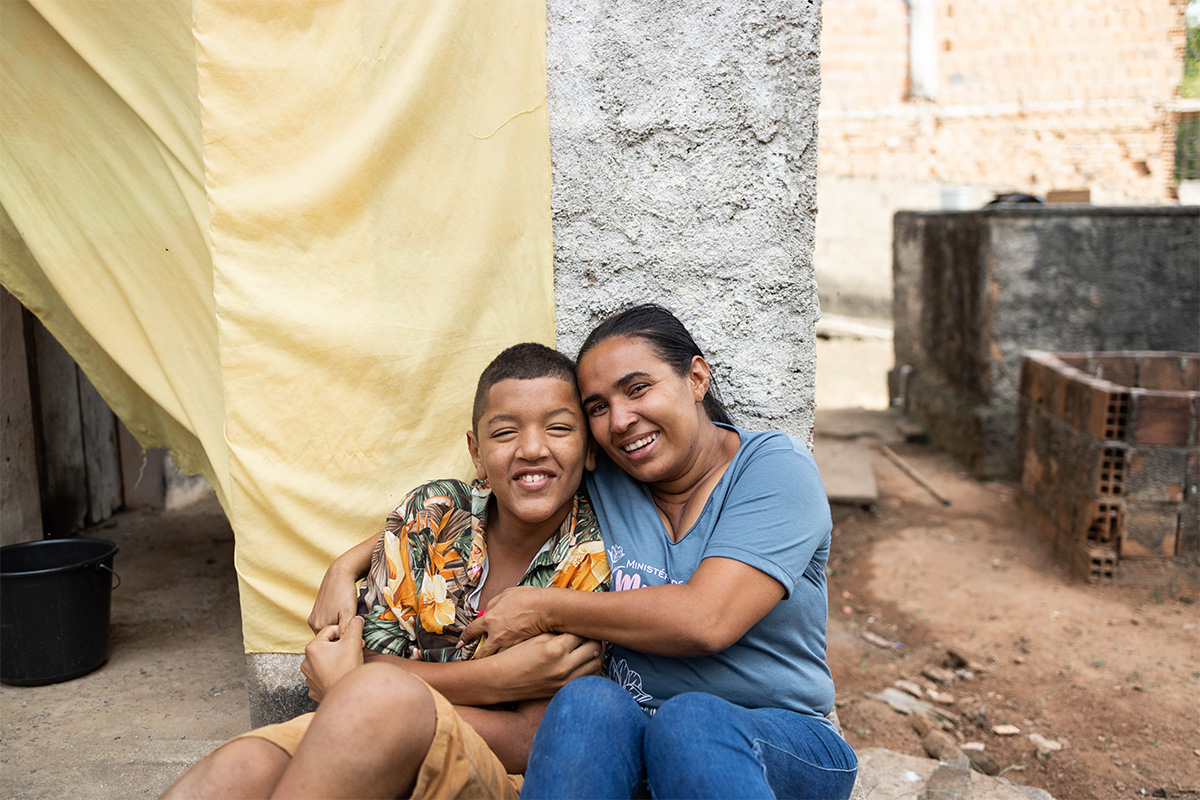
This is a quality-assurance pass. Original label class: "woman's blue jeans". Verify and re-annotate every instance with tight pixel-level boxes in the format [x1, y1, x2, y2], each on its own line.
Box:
[521, 676, 858, 800]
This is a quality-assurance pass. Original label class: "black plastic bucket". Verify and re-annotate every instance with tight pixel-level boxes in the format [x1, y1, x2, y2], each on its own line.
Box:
[0, 538, 120, 686]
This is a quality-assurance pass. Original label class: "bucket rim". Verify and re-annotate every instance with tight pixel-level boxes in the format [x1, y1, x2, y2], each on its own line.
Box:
[0, 537, 119, 578]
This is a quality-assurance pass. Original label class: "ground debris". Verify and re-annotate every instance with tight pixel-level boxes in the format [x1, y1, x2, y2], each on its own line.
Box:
[861, 630, 899, 649]
[993, 724, 1021, 736]
[1028, 732, 1064, 760]
[895, 679, 925, 698]
[922, 665, 957, 685]
[866, 687, 960, 728]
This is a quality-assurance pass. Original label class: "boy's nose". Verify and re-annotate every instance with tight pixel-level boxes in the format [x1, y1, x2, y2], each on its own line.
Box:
[516, 430, 550, 459]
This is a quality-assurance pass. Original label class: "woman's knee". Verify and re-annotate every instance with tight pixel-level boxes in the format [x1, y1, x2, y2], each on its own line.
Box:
[548, 676, 640, 727]
[646, 693, 752, 756]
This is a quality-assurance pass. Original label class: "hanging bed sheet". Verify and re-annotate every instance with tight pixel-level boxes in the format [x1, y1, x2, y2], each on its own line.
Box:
[0, 0, 554, 653]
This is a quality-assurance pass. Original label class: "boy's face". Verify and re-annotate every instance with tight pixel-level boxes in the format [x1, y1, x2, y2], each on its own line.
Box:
[467, 377, 594, 533]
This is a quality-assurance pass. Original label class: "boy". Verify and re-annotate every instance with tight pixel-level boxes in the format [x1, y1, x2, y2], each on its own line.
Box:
[163, 343, 609, 799]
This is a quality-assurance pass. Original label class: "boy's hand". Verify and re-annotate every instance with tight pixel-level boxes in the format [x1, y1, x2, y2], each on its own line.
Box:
[307, 560, 361, 635]
[301, 616, 365, 703]
[460, 586, 551, 657]
[492, 633, 603, 698]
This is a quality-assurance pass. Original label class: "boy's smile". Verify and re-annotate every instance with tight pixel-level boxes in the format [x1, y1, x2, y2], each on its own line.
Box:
[467, 377, 593, 538]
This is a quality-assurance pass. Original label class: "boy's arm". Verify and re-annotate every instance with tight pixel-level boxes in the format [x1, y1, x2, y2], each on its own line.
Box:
[360, 632, 602, 707]
[308, 532, 377, 634]
[454, 699, 551, 774]
[301, 621, 601, 706]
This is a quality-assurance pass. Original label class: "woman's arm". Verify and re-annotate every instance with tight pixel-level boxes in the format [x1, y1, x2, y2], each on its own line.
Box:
[462, 556, 784, 658]
[307, 532, 378, 634]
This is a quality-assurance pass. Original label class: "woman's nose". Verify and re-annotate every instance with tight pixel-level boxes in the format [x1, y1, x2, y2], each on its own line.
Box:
[609, 402, 637, 432]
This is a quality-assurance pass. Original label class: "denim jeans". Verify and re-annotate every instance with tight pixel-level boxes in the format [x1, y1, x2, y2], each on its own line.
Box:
[521, 676, 858, 800]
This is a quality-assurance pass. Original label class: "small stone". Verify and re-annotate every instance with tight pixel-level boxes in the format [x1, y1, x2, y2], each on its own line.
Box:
[992, 724, 1021, 736]
[961, 742, 985, 751]
[1029, 733, 1064, 759]
[894, 679, 924, 698]
[955, 668, 975, 681]
[862, 631, 894, 649]
[1013, 656, 1025, 664]
[841, 605, 853, 614]
[922, 665, 957, 684]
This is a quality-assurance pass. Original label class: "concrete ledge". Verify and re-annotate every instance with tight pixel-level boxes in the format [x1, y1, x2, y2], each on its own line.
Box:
[245, 653, 315, 729]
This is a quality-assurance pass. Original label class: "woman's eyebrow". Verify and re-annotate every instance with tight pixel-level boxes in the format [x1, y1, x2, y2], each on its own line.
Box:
[581, 371, 651, 408]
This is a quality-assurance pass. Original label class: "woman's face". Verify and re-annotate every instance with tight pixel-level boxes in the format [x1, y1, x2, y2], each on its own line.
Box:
[577, 335, 711, 486]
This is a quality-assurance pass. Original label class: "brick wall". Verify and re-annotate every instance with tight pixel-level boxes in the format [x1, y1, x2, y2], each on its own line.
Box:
[1017, 351, 1199, 585]
[817, 0, 1190, 202]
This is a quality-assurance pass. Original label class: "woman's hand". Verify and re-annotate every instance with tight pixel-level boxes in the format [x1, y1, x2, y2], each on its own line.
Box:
[460, 586, 554, 658]
[488, 632, 603, 699]
[301, 616, 365, 703]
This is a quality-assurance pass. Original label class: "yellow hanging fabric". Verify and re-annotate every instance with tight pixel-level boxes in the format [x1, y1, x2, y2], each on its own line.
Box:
[1, 0, 554, 653]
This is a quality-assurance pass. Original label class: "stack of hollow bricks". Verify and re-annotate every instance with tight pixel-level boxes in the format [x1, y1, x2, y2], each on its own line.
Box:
[1017, 351, 1200, 584]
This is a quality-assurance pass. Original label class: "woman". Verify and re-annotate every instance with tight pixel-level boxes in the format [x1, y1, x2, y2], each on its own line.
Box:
[458, 304, 856, 799]
[312, 304, 856, 799]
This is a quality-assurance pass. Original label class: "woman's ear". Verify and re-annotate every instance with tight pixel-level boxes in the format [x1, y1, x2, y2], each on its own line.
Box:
[466, 431, 487, 481]
[689, 355, 712, 402]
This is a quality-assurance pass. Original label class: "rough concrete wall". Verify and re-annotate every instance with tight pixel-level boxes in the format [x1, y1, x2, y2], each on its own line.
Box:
[547, 0, 824, 441]
[987, 207, 1200, 405]
[894, 206, 1200, 478]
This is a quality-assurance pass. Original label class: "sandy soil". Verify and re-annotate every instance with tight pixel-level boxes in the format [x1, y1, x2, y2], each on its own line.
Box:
[820, 428, 1200, 800]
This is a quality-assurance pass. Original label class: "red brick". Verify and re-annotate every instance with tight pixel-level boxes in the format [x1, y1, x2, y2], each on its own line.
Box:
[1181, 357, 1199, 392]
[1131, 391, 1195, 447]
[1089, 355, 1137, 387]
[1120, 503, 1181, 558]
[1077, 498, 1122, 546]
[1072, 544, 1117, 584]
[1057, 353, 1087, 370]
[1137, 355, 1188, 391]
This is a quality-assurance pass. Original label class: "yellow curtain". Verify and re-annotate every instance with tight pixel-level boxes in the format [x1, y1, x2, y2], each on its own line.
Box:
[0, 0, 554, 653]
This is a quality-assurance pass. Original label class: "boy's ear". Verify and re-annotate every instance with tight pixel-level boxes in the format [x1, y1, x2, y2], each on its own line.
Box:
[584, 438, 597, 472]
[466, 431, 487, 481]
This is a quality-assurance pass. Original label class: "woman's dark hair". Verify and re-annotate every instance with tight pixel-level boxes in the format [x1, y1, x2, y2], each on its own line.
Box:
[577, 303, 734, 426]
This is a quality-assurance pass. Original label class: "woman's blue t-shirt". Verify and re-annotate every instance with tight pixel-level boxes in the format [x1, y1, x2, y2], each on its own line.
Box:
[585, 425, 836, 720]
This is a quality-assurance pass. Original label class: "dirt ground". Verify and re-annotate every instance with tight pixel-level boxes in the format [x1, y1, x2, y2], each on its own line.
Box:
[817, 414, 1200, 800]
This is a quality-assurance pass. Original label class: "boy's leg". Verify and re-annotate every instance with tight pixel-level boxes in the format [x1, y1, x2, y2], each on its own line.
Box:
[521, 675, 648, 799]
[271, 661, 437, 799]
[161, 736, 291, 799]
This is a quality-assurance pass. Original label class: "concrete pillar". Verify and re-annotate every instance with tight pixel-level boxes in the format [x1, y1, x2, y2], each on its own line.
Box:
[547, 0, 824, 442]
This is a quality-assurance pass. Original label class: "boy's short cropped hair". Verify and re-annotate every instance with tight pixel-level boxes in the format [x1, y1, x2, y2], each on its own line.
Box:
[471, 343, 578, 430]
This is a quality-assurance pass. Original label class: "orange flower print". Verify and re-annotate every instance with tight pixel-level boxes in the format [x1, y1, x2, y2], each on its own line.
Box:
[418, 573, 456, 633]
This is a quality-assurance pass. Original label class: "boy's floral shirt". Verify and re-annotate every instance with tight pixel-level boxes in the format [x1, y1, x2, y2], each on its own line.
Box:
[359, 478, 609, 662]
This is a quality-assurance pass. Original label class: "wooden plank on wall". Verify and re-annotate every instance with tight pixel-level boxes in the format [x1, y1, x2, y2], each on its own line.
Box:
[118, 421, 165, 509]
[32, 320, 87, 536]
[0, 288, 43, 545]
[78, 369, 122, 523]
